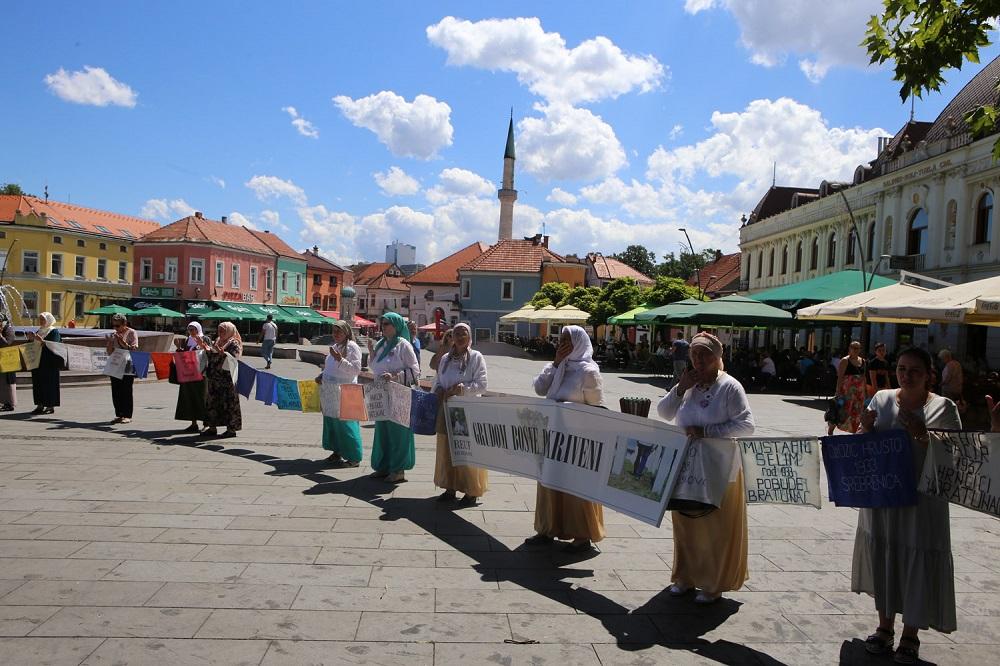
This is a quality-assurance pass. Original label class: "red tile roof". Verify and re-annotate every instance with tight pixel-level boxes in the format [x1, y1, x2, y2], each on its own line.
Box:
[353, 262, 394, 285]
[686, 252, 741, 294]
[301, 249, 351, 273]
[461, 239, 564, 273]
[368, 274, 408, 291]
[138, 214, 275, 255]
[587, 253, 654, 285]
[0, 194, 159, 240]
[247, 228, 303, 260]
[404, 242, 489, 285]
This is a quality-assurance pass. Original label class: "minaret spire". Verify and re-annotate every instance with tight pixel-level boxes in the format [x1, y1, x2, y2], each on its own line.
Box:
[498, 111, 518, 241]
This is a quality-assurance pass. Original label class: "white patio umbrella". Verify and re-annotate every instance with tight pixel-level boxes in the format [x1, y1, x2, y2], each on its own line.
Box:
[548, 304, 590, 324]
[524, 304, 559, 321]
[499, 304, 537, 323]
[865, 274, 1000, 326]
[796, 281, 933, 323]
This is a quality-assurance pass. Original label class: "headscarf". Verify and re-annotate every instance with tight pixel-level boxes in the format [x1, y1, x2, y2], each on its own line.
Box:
[373, 312, 410, 362]
[216, 321, 242, 349]
[547, 325, 599, 400]
[185, 321, 204, 350]
[36, 312, 57, 339]
[330, 319, 354, 354]
[690, 332, 723, 358]
[441, 323, 472, 374]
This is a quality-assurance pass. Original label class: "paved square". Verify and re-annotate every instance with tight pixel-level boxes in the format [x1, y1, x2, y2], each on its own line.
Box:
[0, 351, 996, 665]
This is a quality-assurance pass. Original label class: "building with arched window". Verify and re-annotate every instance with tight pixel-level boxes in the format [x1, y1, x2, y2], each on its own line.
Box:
[739, 55, 1000, 361]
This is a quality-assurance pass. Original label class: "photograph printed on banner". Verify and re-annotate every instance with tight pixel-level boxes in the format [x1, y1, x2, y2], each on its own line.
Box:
[449, 406, 469, 437]
[607, 437, 675, 502]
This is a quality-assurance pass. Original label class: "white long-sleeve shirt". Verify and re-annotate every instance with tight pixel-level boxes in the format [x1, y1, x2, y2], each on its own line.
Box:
[657, 372, 755, 438]
[369, 338, 420, 385]
[432, 349, 488, 395]
[322, 341, 362, 385]
[533, 362, 604, 407]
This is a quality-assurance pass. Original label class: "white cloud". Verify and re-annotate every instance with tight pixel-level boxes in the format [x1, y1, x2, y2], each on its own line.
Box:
[333, 91, 453, 159]
[374, 166, 421, 196]
[668, 124, 684, 140]
[297, 205, 361, 264]
[546, 187, 578, 206]
[43, 66, 137, 107]
[281, 106, 320, 138]
[228, 211, 255, 230]
[425, 167, 494, 204]
[140, 198, 196, 220]
[518, 104, 626, 181]
[427, 16, 665, 105]
[245, 175, 307, 206]
[208, 175, 226, 189]
[259, 209, 289, 232]
[685, 0, 881, 82]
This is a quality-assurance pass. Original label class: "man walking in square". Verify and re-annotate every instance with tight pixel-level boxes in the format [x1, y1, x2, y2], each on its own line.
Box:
[670, 331, 689, 389]
[261, 314, 278, 369]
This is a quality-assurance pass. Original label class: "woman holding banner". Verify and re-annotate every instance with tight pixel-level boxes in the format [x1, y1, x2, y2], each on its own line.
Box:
[105, 313, 139, 424]
[367, 312, 419, 483]
[657, 332, 754, 604]
[175, 322, 208, 433]
[855, 347, 961, 664]
[433, 323, 488, 506]
[527, 325, 605, 554]
[0, 314, 17, 411]
[316, 320, 364, 467]
[198, 321, 243, 439]
[30, 312, 61, 415]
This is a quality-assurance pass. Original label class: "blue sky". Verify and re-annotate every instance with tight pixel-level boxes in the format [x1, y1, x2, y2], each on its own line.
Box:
[4, 1, 999, 265]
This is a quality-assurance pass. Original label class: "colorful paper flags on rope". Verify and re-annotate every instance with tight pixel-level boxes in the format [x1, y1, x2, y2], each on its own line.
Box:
[298, 379, 320, 413]
[275, 377, 302, 410]
[129, 351, 151, 379]
[255, 371, 278, 405]
[236, 361, 257, 398]
[151, 353, 173, 380]
[0, 346, 21, 373]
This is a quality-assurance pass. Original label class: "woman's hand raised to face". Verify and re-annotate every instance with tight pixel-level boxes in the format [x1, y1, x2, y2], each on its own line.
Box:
[553, 339, 573, 366]
[675, 367, 697, 393]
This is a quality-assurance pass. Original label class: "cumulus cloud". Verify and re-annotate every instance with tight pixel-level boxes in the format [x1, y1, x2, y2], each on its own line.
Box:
[259, 209, 289, 232]
[333, 91, 453, 159]
[297, 205, 361, 264]
[374, 166, 421, 197]
[43, 66, 137, 107]
[518, 104, 627, 181]
[281, 106, 320, 138]
[546, 187, 578, 206]
[427, 16, 665, 105]
[140, 198, 196, 220]
[227, 211, 256, 230]
[425, 167, 494, 204]
[685, 0, 881, 82]
[668, 124, 684, 140]
[245, 175, 307, 206]
[208, 175, 226, 189]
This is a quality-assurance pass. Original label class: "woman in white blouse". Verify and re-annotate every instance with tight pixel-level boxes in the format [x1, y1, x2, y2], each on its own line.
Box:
[526, 325, 606, 554]
[316, 320, 364, 467]
[657, 332, 754, 604]
[433, 323, 489, 506]
[367, 312, 420, 484]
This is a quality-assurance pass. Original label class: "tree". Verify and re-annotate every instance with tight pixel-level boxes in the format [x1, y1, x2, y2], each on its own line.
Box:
[1, 183, 25, 196]
[864, 1, 1000, 158]
[656, 248, 720, 281]
[611, 245, 656, 278]
[588, 277, 645, 327]
[643, 276, 702, 307]
[561, 285, 602, 313]
[529, 282, 571, 308]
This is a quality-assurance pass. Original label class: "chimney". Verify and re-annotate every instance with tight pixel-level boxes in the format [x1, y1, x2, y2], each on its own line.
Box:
[313, 245, 319, 255]
[715, 249, 723, 261]
[542, 235, 549, 248]
[194, 211, 203, 219]
[220, 215, 228, 224]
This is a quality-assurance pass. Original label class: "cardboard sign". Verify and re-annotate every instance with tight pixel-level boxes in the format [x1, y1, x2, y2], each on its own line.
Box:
[103, 349, 131, 380]
[275, 377, 302, 410]
[920, 431, 1000, 518]
[821, 430, 918, 508]
[740, 437, 821, 508]
[320, 382, 342, 419]
[19, 341, 43, 371]
[298, 379, 321, 413]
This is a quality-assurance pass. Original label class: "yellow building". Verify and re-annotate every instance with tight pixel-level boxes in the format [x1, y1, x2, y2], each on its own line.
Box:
[0, 195, 159, 327]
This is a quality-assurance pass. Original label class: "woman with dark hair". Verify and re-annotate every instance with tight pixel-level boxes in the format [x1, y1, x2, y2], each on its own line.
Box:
[105, 313, 139, 424]
[0, 314, 17, 411]
[30, 312, 61, 415]
[829, 340, 867, 435]
[855, 347, 961, 665]
[868, 342, 891, 392]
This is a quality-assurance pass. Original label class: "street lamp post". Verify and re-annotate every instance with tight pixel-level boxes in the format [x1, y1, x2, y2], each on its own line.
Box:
[677, 228, 702, 299]
[867, 254, 891, 290]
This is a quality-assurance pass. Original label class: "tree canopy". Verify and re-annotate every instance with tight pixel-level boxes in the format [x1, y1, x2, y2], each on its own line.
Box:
[644, 275, 703, 307]
[1, 183, 25, 196]
[529, 282, 571, 308]
[611, 245, 656, 278]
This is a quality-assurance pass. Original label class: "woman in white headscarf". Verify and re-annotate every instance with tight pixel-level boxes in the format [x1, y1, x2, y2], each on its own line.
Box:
[433, 323, 489, 506]
[526, 325, 606, 553]
[315, 320, 364, 467]
[174, 321, 209, 433]
[30, 312, 61, 415]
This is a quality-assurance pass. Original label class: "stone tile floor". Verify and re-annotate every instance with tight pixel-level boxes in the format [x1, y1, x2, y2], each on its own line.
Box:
[0, 353, 997, 665]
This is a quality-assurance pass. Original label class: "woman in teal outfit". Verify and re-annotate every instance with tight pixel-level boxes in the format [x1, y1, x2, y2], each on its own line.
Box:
[316, 320, 364, 467]
[367, 312, 420, 483]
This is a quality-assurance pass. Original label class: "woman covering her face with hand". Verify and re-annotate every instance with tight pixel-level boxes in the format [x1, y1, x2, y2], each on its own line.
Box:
[657, 332, 754, 605]
[432, 323, 488, 506]
[315, 320, 363, 467]
[198, 321, 243, 439]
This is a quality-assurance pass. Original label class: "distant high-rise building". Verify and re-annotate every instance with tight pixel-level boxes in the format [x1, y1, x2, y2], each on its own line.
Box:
[385, 240, 416, 266]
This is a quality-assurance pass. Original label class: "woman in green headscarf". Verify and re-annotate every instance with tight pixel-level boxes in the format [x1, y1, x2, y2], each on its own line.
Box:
[315, 320, 364, 466]
[367, 312, 420, 483]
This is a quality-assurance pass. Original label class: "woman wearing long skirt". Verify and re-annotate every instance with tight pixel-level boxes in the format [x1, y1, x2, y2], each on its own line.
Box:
[829, 340, 867, 435]
[105, 313, 139, 424]
[198, 321, 242, 438]
[657, 332, 755, 604]
[854, 347, 960, 665]
[175, 322, 208, 433]
[526, 325, 606, 554]
[433, 323, 488, 506]
[316, 320, 363, 467]
[0, 315, 17, 411]
[367, 312, 419, 484]
[30, 312, 61, 415]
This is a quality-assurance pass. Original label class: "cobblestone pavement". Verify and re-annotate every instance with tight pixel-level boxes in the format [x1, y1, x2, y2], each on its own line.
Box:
[0, 352, 997, 665]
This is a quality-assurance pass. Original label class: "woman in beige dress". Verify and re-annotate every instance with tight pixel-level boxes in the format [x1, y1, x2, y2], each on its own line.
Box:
[433, 323, 489, 506]
[526, 325, 605, 554]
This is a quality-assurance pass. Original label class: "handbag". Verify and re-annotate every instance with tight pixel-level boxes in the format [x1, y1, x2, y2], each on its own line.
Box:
[410, 387, 440, 435]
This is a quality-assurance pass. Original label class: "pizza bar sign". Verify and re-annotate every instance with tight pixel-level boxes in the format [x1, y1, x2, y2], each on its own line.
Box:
[221, 291, 254, 303]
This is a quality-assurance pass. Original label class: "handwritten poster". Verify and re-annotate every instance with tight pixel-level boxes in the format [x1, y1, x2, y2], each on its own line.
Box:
[0, 346, 21, 373]
[19, 341, 43, 371]
[298, 379, 321, 413]
[275, 377, 302, 411]
[103, 349, 131, 380]
[821, 429, 917, 508]
[740, 437, 821, 508]
[90, 349, 109, 373]
[920, 431, 1000, 518]
[320, 382, 342, 419]
[363, 379, 390, 420]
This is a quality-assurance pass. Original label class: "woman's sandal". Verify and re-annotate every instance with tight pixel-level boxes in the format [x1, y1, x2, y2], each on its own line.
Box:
[864, 627, 894, 655]
[893, 636, 919, 665]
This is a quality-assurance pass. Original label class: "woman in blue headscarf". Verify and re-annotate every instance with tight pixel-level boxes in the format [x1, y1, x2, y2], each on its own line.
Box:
[367, 312, 420, 483]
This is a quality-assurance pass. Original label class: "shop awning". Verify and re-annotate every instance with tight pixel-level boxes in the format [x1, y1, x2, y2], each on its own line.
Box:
[280, 306, 336, 325]
[85, 304, 134, 315]
[669, 294, 793, 328]
[634, 298, 704, 323]
[255, 304, 300, 324]
[318, 311, 340, 319]
[750, 270, 896, 310]
[213, 301, 267, 321]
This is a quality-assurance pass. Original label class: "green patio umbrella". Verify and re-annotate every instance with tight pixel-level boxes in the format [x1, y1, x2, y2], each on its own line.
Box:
[195, 309, 236, 320]
[133, 305, 185, 318]
[85, 304, 134, 315]
[749, 270, 896, 310]
[607, 303, 651, 325]
[668, 295, 792, 327]
[634, 298, 704, 323]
